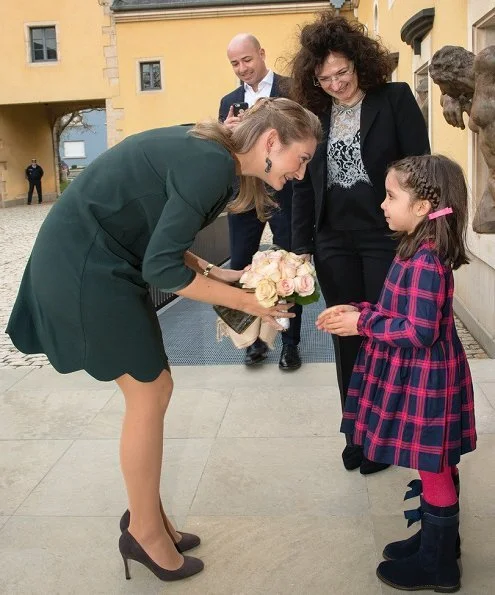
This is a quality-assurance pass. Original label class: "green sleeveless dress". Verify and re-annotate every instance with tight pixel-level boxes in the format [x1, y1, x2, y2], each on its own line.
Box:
[6, 126, 235, 382]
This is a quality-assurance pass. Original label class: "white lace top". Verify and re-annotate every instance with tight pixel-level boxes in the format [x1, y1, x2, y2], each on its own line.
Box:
[327, 99, 371, 189]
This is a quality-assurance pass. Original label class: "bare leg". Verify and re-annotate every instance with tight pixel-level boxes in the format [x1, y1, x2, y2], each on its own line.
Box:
[160, 501, 181, 542]
[117, 370, 183, 569]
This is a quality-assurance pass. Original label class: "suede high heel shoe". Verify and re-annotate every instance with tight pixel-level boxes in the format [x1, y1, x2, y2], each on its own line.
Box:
[119, 530, 204, 582]
[119, 509, 201, 553]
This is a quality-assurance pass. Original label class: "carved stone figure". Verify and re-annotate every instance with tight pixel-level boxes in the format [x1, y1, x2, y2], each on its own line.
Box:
[430, 45, 495, 233]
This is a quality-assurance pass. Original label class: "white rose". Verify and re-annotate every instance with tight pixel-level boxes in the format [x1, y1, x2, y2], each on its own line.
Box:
[279, 261, 297, 279]
[296, 261, 316, 277]
[255, 260, 282, 282]
[284, 252, 304, 269]
[240, 270, 263, 289]
[255, 279, 278, 307]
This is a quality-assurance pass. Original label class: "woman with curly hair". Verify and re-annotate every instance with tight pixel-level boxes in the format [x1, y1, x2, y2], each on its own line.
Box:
[289, 12, 430, 475]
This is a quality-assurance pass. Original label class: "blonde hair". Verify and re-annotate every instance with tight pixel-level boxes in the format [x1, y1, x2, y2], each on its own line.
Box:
[190, 97, 322, 221]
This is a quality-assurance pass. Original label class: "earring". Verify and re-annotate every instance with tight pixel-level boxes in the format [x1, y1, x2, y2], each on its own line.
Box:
[265, 157, 272, 173]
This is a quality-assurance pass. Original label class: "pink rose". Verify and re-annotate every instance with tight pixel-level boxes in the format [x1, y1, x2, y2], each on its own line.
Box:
[276, 277, 296, 297]
[294, 274, 315, 297]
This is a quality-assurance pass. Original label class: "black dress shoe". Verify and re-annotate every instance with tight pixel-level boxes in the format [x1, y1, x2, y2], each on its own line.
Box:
[245, 338, 268, 366]
[360, 457, 390, 475]
[278, 345, 301, 371]
[342, 444, 363, 470]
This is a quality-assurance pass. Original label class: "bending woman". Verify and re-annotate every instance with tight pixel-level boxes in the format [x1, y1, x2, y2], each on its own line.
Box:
[6, 98, 321, 584]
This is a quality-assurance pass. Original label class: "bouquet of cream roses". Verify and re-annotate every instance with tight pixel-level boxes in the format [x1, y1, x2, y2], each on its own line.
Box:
[239, 248, 319, 311]
[216, 248, 319, 349]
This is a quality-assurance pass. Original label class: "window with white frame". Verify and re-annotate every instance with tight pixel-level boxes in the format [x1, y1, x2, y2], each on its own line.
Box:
[63, 141, 86, 159]
[30, 26, 57, 62]
[140, 61, 162, 91]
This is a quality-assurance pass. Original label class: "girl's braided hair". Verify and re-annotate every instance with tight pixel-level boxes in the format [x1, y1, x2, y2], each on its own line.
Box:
[389, 155, 469, 269]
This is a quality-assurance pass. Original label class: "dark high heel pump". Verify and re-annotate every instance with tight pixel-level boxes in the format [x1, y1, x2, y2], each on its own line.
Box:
[119, 509, 201, 553]
[119, 530, 204, 582]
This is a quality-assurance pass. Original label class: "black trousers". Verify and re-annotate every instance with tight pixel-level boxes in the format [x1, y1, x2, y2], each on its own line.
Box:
[27, 181, 42, 204]
[228, 194, 302, 347]
[314, 228, 396, 428]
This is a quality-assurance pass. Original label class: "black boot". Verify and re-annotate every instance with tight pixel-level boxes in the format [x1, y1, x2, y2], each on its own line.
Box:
[244, 338, 268, 366]
[383, 475, 461, 561]
[342, 444, 363, 470]
[377, 498, 460, 592]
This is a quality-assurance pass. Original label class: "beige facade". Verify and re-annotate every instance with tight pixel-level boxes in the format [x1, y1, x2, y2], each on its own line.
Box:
[0, 0, 113, 204]
[0, 0, 333, 205]
[354, 0, 495, 356]
[2, 0, 493, 353]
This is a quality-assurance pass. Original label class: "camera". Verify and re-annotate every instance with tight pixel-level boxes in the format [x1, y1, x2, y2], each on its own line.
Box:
[233, 102, 248, 117]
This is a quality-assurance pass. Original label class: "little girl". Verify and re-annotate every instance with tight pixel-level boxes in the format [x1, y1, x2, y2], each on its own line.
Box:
[317, 154, 476, 593]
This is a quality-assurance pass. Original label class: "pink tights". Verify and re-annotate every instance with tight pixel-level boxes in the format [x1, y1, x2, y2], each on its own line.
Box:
[419, 465, 458, 507]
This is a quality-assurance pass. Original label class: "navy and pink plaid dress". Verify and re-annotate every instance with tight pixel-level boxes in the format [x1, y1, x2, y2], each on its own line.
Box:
[341, 243, 477, 472]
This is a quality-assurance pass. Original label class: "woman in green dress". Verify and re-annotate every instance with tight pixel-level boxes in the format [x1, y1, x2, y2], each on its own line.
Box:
[6, 98, 321, 583]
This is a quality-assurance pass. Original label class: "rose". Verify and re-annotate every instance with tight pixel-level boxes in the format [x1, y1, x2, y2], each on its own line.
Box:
[255, 278, 278, 307]
[283, 253, 304, 269]
[267, 249, 287, 262]
[240, 270, 263, 289]
[293, 274, 315, 297]
[296, 261, 316, 277]
[276, 277, 296, 297]
[279, 261, 297, 279]
[252, 260, 282, 283]
[252, 250, 271, 265]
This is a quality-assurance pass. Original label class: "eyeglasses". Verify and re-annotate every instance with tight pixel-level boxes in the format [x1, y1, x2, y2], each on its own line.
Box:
[313, 64, 355, 87]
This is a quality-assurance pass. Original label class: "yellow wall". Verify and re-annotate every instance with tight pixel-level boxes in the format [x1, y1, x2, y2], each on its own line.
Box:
[113, 12, 320, 135]
[0, 0, 111, 105]
[0, 105, 55, 201]
[358, 0, 468, 170]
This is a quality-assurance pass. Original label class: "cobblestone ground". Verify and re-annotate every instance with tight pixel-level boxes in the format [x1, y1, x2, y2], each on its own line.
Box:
[0, 207, 488, 367]
[0, 204, 52, 368]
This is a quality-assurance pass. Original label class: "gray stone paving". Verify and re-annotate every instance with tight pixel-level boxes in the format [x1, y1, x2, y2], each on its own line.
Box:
[0, 204, 488, 368]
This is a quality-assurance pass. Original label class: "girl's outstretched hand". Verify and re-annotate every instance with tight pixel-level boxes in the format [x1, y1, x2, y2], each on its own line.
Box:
[316, 304, 358, 330]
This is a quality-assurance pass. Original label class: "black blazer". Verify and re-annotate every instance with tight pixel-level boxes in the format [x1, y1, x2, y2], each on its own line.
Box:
[292, 82, 430, 253]
[218, 72, 289, 122]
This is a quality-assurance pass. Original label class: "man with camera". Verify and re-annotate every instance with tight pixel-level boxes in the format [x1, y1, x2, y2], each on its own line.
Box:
[218, 33, 303, 371]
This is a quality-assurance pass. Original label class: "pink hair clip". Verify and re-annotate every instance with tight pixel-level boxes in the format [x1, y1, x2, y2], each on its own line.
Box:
[428, 207, 453, 220]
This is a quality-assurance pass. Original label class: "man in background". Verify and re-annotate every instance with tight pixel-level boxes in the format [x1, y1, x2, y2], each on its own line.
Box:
[26, 158, 44, 204]
[219, 34, 303, 371]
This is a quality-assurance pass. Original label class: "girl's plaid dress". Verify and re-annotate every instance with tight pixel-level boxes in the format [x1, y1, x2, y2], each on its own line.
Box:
[341, 243, 477, 472]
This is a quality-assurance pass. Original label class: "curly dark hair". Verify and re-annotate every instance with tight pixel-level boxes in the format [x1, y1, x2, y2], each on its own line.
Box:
[288, 12, 393, 113]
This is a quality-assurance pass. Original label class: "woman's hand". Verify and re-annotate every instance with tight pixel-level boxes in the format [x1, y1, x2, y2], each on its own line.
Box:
[241, 293, 295, 330]
[318, 310, 360, 336]
[213, 267, 244, 284]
